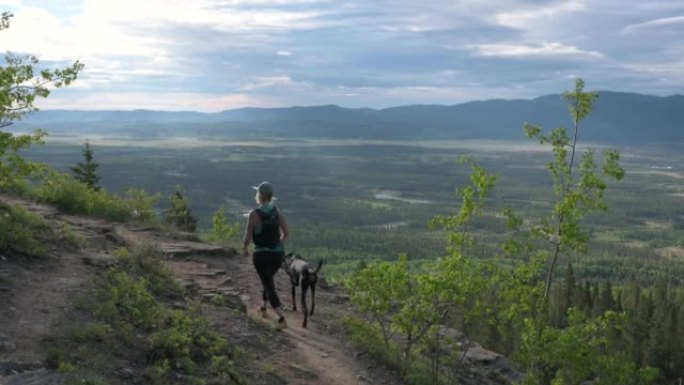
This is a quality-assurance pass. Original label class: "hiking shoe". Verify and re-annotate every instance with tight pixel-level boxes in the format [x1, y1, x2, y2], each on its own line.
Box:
[275, 316, 287, 330]
[259, 306, 268, 318]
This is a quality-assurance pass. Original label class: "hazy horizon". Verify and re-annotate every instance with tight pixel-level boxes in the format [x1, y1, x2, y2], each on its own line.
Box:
[27, 89, 684, 113]
[2, 1, 683, 112]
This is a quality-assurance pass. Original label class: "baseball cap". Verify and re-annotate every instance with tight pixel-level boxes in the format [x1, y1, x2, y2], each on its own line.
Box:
[252, 181, 274, 198]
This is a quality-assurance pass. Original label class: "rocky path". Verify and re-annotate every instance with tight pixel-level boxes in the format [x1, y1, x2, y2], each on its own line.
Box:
[165, 248, 402, 385]
[0, 194, 403, 385]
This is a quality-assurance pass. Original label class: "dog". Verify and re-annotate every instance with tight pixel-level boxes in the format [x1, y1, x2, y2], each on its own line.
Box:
[283, 253, 324, 328]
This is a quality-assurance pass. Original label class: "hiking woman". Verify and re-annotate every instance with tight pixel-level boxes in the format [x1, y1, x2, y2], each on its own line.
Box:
[242, 181, 289, 327]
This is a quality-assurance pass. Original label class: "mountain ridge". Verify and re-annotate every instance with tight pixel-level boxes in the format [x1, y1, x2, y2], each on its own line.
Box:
[17, 91, 684, 145]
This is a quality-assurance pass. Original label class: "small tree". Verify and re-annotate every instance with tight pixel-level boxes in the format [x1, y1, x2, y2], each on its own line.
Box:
[164, 186, 197, 232]
[71, 141, 100, 189]
[0, 12, 84, 187]
[203, 206, 240, 244]
[524, 79, 625, 302]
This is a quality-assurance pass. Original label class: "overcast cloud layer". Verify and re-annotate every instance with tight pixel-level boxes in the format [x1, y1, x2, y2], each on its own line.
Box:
[0, 0, 682, 111]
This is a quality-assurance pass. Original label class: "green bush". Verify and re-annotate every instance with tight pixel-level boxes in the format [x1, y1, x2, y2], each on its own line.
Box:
[148, 307, 229, 362]
[70, 323, 113, 343]
[343, 315, 401, 368]
[113, 245, 183, 297]
[165, 187, 197, 232]
[46, 231, 244, 384]
[98, 270, 164, 331]
[201, 206, 240, 245]
[0, 201, 51, 256]
[31, 171, 160, 223]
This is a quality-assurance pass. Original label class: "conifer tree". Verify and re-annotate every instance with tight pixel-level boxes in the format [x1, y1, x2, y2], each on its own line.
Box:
[621, 277, 642, 363]
[71, 141, 100, 189]
[164, 187, 197, 232]
[565, 263, 576, 309]
[674, 296, 684, 378]
[576, 280, 593, 317]
[647, 278, 674, 376]
[596, 281, 616, 314]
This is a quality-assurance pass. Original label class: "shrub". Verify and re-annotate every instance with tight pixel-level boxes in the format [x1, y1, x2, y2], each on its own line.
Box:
[165, 186, 197, 232]
[0, 201, 50, 256]
[31, 171, 160, 223]
[113, 245, 183, 297]
[202, 206, 240, 245]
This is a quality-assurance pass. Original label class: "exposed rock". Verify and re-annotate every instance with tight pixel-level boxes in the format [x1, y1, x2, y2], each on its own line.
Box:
[463, 341, 522, 382]
[116, 367, 135, 379]
[0, 360, 43, 375]
[104, 231, 125, 245]
[201, 291, 246, 313]
[0, 340, 17, 353]
[0, 334, 17, 353]
[178, 277, 199, 290]
[286, 363, 318, 380]
[81, 254, 114, 268]
[168, 231, 203, 243]
[157, 242, 231, 258]
[189, 269, 226, 277]
[332, 294, 350, 304]
[2, 368, 64, 385]
[79, 234, 109, 250]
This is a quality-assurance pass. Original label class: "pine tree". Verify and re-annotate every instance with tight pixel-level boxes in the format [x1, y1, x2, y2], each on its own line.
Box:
[71, 141, 100, 189]
[598, 281, 617, 313]
[577, 280, 593, 317]
[647, 278, 674, 377]
[673, 294, 684, 378]
[549, 283, 567, 327]
[620, 277, 641, 358]
[164, 187, 197, 232]
[565, 263, 576, 309]
[634, 293, 655, 366]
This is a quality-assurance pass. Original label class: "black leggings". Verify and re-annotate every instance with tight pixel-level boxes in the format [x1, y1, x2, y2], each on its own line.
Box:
[253, 251, 284, 309]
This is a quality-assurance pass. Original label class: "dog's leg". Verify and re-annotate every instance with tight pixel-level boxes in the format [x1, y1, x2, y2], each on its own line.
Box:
[309, 283, 316, 316]
[290, 273, 299, 311]
[301, 280, 309, 328]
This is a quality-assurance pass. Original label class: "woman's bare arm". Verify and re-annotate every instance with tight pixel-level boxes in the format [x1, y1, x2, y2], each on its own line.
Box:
[242, 210, 256, 256]
[279, 211, 289, 242]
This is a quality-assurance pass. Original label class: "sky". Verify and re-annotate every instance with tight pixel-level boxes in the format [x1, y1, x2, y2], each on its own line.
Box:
[0, 0, 682, 111]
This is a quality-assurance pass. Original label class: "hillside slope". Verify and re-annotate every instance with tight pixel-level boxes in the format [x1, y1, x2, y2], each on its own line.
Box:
[0, 194, 516, 385]
[16, 91, 684, 145]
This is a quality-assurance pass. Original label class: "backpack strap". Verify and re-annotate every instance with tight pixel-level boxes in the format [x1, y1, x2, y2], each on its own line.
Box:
[256, 207, 279, 222]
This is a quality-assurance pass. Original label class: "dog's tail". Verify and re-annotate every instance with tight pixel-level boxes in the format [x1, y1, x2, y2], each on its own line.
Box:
[314, 259, 324, 274]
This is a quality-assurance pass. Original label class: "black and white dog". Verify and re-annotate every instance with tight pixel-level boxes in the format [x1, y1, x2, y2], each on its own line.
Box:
[283, 253, 324, 328]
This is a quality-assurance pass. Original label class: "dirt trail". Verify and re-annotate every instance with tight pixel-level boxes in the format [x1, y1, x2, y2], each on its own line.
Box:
[166, 251, 402, 385]
[239, 258, 386, 385]
[0, 194, 403, 385]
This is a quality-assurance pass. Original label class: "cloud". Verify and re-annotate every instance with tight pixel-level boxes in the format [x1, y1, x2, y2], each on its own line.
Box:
[239, 75, 305, 91]
[494, 1, 588, 29]
[39, 91, 277, 111]
[2, 0, 683, 110]
[625, 61, 684, 77]
[470, 42, 604, 59]
[622, 15, 684, 34]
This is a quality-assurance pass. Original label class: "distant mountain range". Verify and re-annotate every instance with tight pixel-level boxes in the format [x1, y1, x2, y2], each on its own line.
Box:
[15, 91, 684, 145]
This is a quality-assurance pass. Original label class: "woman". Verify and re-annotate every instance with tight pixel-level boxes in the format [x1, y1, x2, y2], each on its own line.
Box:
[242, 181, 289, 327]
